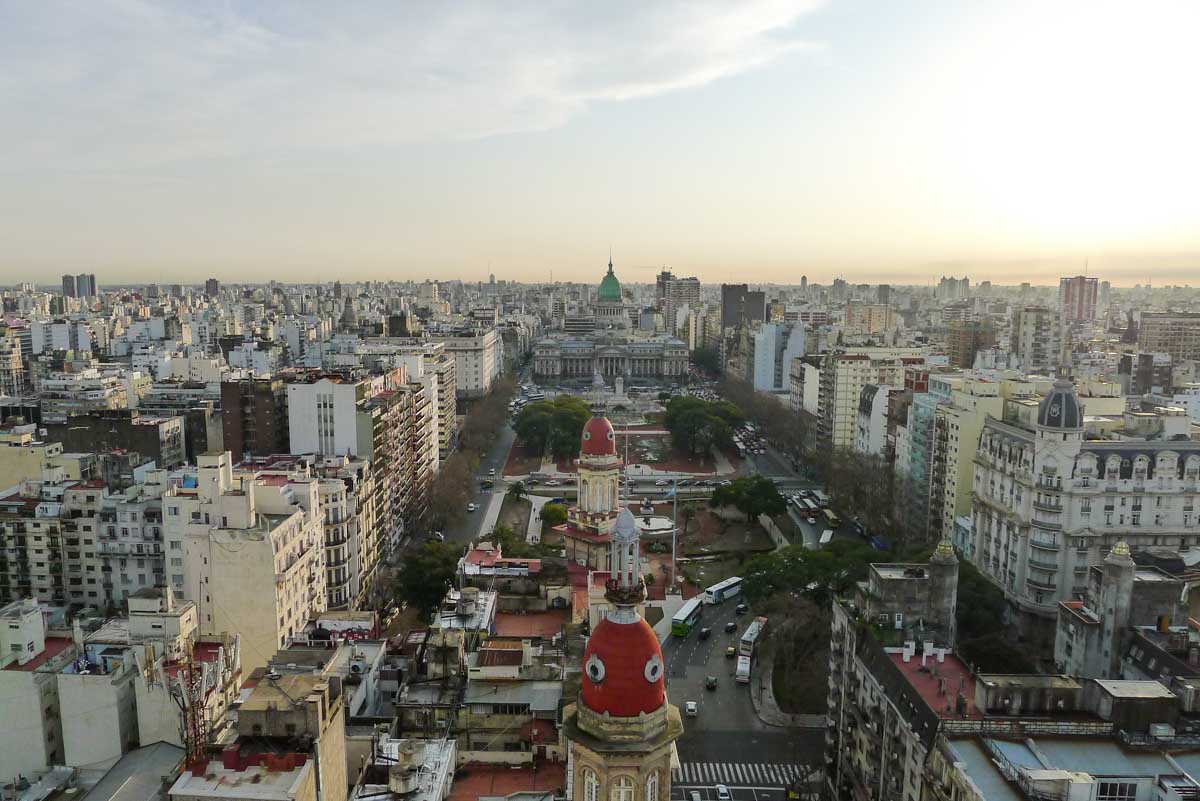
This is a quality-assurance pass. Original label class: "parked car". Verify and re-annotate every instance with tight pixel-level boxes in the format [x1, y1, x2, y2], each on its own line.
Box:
[685, 701, 698, 717]
[489, 468, 496, 476]
[655, 479, 669, 486]
[699, 627, 711, 640]
[724, 621, 737, 633]
[736, 603, 749, 615]
[705, 675, 718, 690]
[716, 785, 731, 801]
[467, 503, 477, 512]
[806, 516, 817, 525]
[526, 478, 539, 485]
[545, 479, 560, 486]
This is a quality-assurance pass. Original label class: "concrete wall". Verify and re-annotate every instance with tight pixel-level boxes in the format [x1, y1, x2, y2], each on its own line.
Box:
[59, 668, 138, 771]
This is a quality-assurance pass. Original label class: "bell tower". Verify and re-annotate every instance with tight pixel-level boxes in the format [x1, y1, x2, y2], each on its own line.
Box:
[563, 509, 683, 801]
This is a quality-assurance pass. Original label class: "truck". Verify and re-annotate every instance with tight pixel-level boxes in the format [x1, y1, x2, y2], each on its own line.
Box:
[735, 655, 751, 684]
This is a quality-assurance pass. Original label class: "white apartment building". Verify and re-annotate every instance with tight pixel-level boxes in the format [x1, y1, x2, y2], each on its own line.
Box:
[96, 472, 170, 606]
[431, 327, 502, 397]
[1010, 305, 1064, 375]
[817, 349, 926, 450]
[749, 322, 806, 394]
[971, 379, 1200, 653]
[854, 384, 899, 456]
[286, 369, 400, 457]
[0, 330, 25, 395]
[38, 369, 131, 422]
[163, 452, 327, 672]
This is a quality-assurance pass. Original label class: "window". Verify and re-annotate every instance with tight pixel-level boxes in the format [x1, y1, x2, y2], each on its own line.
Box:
[1096, 782, 1135, 801]
[582, 769, 599, 801]
[610, 775, 634, 801]
[645, 772, 659, 801]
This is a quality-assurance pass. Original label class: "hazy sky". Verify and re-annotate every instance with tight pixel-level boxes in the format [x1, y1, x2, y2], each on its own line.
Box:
[2, 1, 1199, 286]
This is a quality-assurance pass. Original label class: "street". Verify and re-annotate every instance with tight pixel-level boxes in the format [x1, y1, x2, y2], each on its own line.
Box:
[663, 597, 825, 796]
[441, 422, 517, 548]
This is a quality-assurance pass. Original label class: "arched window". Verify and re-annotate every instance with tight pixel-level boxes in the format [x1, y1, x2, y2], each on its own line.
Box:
[645, 771, 659, 801]
[583, 769, 599, 801]
[611, 775, 635, 801]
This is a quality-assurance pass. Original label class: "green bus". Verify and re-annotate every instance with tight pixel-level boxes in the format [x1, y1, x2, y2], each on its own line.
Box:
[671, 597, 704, 636]
[823, 508, 842, 529]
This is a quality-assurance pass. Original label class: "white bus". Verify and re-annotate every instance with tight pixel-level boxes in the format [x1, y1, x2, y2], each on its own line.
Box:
[703, 576, 743, 605]
[811, 490, 830, 508]
[819, 529, 834, 546]
[740, 616, 767, 657]
[735, 655, 751, 683]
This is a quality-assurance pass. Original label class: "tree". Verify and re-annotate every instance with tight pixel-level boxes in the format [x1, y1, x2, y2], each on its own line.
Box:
[459, 378, 517, 456]
[742, 539, 877, 608]
[663, 396, 740, 454]
[709, 474, 786, 520]
[507, 481, 527, 501]
[513, 395, 591, 459]
[428, 452, 473, 529]
[541, 502, 568, 527]
[680, 505, 698, 538]
[395, 540, 460, 617]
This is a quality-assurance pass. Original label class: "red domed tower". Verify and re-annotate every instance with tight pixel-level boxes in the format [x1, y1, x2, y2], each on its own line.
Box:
[563, 508, 683, 801]
[556, 408, 623, 570]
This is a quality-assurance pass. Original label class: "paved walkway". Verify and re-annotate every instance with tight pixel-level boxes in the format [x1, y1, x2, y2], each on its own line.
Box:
[526, 494, 550, 544]
[650, 595, 686, 644]
[750, 651, 827, 729]
[476, 489, 505, 544]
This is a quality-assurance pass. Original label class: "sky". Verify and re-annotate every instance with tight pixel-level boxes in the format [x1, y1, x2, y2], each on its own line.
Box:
[2, 0, 1199, 287]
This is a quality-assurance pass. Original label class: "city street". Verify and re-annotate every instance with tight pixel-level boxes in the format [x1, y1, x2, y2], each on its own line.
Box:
[441, 422, 517, 548]
[663, 597, 825, 795]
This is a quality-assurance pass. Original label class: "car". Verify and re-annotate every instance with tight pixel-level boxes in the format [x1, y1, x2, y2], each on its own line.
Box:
[806, 516, 817, 525]
[467, 503, 477, 512]
[719, 479, 732, 486]
[677, 479, 691, 487]
[489, 468, 496, 476]
[702, 479, 716, 486]
[655, 479, 669, 486]
[480, 480, 494, 489]
[736, 603, 749, 615]
[685, 701, 698, 717]
[430, 531, 444, 541]
[705, 675, 718, 690]
[699, 627, 711, 640]
[716, 785, 731, 801]
[526, 478, 540, 485]
[545, 479, 560, 486]
[725, 646, 737, 658]
[689, 793, 702, 801]
[724, 621, 737, 633]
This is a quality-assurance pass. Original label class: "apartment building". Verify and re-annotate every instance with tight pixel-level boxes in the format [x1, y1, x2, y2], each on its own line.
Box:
[816, 349, 926, 451]
[221, 376, 289, 459]
[747, 322, 806, 394]
[429, 326, 502, 397]
[854, 384, 900, 457]
[0, 600, 76, 781]
[0, 328, 26, 395]
[46, 409, 187, 470]
[1059, 275, 1099, 323]
[844, 302, 894, 336]
[38, 369, 132, 423]
[945, 320, 995, 369]
[1010, 305, 1064, 375]
[0, 424, 93, 491]
[162, 452, 327, 672]
[1139, 312, 1200, 363]
[94, 472, 171, 607]
[970, 378, 1200, 654]
[241, 453, 381, 612]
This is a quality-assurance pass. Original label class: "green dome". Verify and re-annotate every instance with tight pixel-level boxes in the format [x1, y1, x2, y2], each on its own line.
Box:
[598, 261, 622, 302]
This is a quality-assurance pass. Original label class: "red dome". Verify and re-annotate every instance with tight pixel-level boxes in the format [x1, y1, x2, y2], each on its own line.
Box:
[581, 616, 665, 717]
[580, 416, 617, 457]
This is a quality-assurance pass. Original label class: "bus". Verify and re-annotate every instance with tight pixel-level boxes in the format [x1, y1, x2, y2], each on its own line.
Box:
[823, 509, 842, 529]
[704, 576, 743, 605]
[811, 490, 830, 508]
[801, 498, 819, 513]
[671, 597, 704, 636]
[735, 655, 751, 683]
[819, 529, 834, 546]
[526, 392, 546, 403]
[740, 616, 768, 657]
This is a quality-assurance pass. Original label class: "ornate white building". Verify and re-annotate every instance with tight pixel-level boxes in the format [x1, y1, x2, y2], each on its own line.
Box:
[970, 378, 1200, 652]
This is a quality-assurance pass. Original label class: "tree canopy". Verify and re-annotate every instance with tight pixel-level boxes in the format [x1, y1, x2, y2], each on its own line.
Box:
[663, 395, 742, 454]
[513, 395, 591, 459]
[690, 346, 722, 374]
[395, 540, 461, 617]
[742, 539, 878, 608]
[709, 474, 787, 520]
[541, 502, 568, 527]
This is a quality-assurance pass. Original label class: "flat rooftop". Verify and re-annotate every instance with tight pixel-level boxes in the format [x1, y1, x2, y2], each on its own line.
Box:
[3, 636, 73, 672]
[447, 761, 566, 801]
[1094, 679, 1177, 699]
[170, 764, 308, 801]
[887, 650, 982, 719]
[494, 610, 568, 639]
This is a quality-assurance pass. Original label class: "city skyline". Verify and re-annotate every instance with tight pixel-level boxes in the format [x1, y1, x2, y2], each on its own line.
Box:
[2, 2, 1199, 286]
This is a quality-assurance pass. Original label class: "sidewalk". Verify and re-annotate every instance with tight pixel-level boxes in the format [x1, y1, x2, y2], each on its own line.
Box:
[750, 651, 827, 729]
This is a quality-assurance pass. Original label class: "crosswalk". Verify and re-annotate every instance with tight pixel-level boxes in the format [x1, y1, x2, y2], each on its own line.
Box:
[672, 762, 803, 787]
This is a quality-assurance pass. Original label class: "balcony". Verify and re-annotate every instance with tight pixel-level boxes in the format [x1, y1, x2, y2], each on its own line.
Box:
[1026, 577, 1057, 592]
[1028, 557, 1059, 571]
[1030, 533, 1059, 551]
[1032, 517, 1062, 531]
[1033, 500, 1063, 513]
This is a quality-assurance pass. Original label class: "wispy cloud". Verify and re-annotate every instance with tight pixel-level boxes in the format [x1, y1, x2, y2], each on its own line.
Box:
[0, 1, 822, 170]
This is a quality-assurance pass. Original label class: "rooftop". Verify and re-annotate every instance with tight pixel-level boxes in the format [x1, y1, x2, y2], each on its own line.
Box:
[169, 762, 308, 801]
[447, 761, 566, 801]
[494, 610, 567, 639]
[1093, 679, 1177, 699]
[3, 636, 73, 672]
[887, 649, 982, 720]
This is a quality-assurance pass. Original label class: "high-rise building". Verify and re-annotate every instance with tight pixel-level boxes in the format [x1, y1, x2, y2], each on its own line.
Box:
[204, 277, 220, 297]
[220, 377, 289, 459]
[61, 274, 76, 298]
[1059, 275, 1099, 322]
[720, 284, 766, 330]
[747, 322, 806, 393]
[74, 273, 97, 298]
[844, 302, 894, 336]
[658, 273, 701, 336]
[945, 320, 996, 368]
[1138, 312, 1200, 363]
[876, 284, 891, 305]
[1010, 305, 1063, 374]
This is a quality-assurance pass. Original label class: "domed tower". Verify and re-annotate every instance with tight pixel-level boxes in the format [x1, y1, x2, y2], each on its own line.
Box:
[564, 509, 683, 801]
[1036, 376, 1084, 439]
[569, 408, 623, 538]
[598, 258, 622, 303]
[595, 257, 630, 330]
